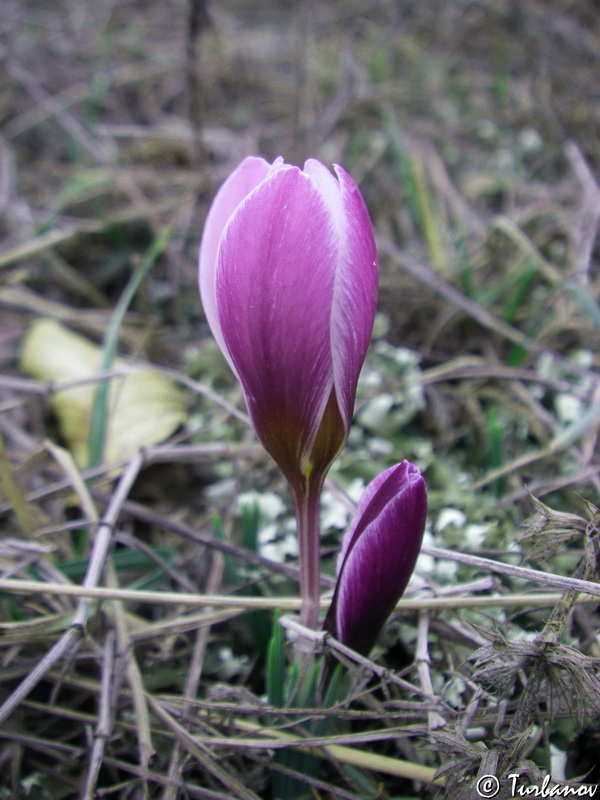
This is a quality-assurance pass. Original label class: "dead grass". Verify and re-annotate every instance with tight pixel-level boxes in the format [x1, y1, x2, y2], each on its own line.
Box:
[1, 1, 600, 798]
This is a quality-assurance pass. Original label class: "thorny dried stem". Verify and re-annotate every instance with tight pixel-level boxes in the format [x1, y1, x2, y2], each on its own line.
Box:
[452, 499, 600, 795]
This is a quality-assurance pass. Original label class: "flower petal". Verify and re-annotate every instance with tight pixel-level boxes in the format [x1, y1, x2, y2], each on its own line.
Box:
[303, 161, 378, 432]
[330, 165, 378, 430]
[199, 156, 278, 365]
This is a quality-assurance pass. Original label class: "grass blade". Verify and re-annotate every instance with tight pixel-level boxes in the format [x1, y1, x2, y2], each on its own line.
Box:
[87, 226, 172, 468]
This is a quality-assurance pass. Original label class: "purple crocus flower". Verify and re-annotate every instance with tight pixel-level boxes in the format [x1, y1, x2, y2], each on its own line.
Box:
[199, 156, 378, 628]
[324, 461, 427, 655]
[199, 156, 377, 491]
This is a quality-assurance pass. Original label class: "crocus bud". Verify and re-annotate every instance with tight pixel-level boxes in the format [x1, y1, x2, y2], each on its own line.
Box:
[324, 461, 427, 655]
[198, 156, 378, 493]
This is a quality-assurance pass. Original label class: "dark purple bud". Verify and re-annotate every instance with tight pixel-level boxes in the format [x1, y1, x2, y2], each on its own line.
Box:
[324, 461, 427, 655]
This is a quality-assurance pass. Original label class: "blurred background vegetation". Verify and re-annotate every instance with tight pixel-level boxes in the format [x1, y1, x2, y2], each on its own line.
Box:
[1, 1, 599, 798]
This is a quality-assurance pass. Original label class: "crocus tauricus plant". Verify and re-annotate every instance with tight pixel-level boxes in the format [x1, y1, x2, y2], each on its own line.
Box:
[323, 461, 427, 655]
[199, 156, 378, 628]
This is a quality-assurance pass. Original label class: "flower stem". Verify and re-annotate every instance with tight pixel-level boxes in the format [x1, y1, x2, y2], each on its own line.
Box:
[293, 479, 323, 630]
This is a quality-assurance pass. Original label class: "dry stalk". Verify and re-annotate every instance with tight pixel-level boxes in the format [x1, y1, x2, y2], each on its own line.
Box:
[80, 630, 117, 800]
[162, 517, 226, 800]
[279, 615, 435, 701]
[416, 610, 447, 730]
[0, 452, 144, 726]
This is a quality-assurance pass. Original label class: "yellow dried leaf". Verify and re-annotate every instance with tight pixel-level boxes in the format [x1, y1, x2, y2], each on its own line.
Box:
[20, 319, 187, 467]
